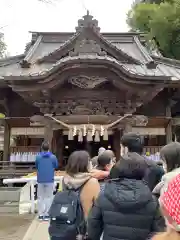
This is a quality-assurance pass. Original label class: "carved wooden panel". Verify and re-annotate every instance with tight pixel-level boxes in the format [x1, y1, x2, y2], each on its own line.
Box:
[52, 82, 125, 100]
[34, 98, 139, 116]
[68, 75, 108, 89]
[69, 39, 106, 57]
[33, 80, 145, 115]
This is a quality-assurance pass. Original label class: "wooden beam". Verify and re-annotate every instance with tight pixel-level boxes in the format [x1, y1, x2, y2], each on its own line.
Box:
[165, 98, 172, 143]
[113, 129, 121, 161]
[3, 120, 10, 164]
[44, 119, 53, 149]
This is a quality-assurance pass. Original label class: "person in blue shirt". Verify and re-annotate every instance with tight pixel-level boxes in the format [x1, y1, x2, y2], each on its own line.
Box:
[35, 141, 58, 221]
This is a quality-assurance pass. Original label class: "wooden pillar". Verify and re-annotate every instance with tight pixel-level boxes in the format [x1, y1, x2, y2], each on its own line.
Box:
[44, 120, 53, 150]
[113, 129, 121, 161]
[166, 102, 172, 143]
[54, 129, 63, 169]
[3, 120, 10, 164]
[85, 136, 92, 157]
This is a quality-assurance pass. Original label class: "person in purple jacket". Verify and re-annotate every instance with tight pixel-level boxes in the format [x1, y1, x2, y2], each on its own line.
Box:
[35, 141, 58, 221]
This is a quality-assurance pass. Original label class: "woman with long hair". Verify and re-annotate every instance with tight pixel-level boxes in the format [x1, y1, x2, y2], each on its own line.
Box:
[59, 150, 100, 218]
[153, 142, 180, 197]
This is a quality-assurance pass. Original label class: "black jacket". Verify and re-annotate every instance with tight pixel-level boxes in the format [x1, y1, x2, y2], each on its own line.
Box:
[88, 178, 164, 240]
[143, 157, 164, 191]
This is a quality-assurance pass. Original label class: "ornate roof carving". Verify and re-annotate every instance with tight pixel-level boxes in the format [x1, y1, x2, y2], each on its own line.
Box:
[69, 39, 106, 57]
[68, 75, 107, 89]
[76, 11, 100, 33]
[35, 13, 141, 64]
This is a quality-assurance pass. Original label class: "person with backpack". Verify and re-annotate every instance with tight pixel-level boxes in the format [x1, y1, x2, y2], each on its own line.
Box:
[35, 141, 58, 221]
[49, 150, 100, 240]
[120, 132, 164, 191]
[87, 156, 165, 240]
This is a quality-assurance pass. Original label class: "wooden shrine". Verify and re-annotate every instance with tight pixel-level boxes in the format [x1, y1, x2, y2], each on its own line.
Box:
[0, 12, 180, 175]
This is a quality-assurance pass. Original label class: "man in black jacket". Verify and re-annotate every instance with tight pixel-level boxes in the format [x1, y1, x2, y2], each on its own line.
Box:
[87, 156, 164, 240]
[120, 132, 164, 191]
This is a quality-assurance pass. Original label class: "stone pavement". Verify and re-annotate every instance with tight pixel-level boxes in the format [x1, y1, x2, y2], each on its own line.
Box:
[22, 217, 50, 240]
[0, 214, 35, 240]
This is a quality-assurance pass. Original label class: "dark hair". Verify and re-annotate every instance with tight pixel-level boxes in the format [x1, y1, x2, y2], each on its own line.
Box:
[109, 156, 146, 179]
[66, 150, 90, 176]
[121, 132, 144, 154]
[41, 141, 49, 151]
[160, 142, 180, 172]
[97, 153, 111, 170]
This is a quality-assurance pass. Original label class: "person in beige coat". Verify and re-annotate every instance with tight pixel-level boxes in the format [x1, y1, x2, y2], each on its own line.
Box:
[153, 142, 180, 197]
[58, 150, 100, 218]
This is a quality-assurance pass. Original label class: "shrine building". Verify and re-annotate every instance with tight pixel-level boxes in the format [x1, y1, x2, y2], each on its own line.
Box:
[0, 12, 180, 175]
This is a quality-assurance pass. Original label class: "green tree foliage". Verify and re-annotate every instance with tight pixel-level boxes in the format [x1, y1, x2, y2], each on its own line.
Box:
[0, 33, 6, 58]
[127, 0, 180, 59]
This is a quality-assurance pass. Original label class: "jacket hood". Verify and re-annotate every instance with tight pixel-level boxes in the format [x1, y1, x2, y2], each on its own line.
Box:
[90, 169, 109, 180]
[39, 151, 52, 157]
[64, 172, 91, 190]
[104, 178, 152, 210]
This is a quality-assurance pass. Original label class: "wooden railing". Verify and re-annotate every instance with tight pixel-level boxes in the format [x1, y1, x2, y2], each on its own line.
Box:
[0, 145, 163, 178]
[10, 146, 40, 153]
[10, 145, 162, 155]
[0, 161, 36, 178]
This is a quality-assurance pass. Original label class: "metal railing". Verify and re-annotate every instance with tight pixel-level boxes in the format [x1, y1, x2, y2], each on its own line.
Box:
[3, 176, 63, 213]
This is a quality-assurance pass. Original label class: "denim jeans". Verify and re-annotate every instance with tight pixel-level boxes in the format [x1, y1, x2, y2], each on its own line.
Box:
[37, 183, 54, 217]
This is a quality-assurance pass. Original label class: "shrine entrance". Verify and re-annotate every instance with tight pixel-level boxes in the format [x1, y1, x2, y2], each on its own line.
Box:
[47, 114, 126, 168]
[61, 133, 114, 167]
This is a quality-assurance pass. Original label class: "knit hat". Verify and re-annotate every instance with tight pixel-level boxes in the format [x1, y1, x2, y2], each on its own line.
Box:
[159, 174, 180, 231]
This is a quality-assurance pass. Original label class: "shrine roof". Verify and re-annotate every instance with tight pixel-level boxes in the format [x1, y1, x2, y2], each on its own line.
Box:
[26, 31, 148, 64]
[1, 55, 180, 81]
[0, 12, 180, 83]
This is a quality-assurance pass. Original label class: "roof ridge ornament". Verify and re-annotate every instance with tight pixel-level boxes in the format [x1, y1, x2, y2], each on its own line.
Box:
[76, 12, 100, 33]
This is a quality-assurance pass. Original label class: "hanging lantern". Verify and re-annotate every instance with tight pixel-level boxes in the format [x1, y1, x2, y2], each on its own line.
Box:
[83, 125, 86, 136]
[73, 126, 77, 136]
[78, 130, 83, 142]
[103, 129, 108, 141]
[68, 128, 73, 140]
[94, 131, 100, 142]
[87, 131, 93, 142]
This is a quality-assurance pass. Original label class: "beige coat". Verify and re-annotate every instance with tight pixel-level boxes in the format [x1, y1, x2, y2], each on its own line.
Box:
[59, 173, 100, 218]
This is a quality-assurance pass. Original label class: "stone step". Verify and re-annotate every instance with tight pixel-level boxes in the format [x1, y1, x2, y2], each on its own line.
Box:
[0, 201, 19, 214]
[0, 187, 21, 202]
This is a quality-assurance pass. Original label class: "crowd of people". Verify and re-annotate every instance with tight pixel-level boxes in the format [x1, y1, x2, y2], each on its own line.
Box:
[35, 132, 180, 240]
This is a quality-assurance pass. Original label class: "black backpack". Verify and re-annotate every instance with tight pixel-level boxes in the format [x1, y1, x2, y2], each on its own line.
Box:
[48, 179, 88, 240]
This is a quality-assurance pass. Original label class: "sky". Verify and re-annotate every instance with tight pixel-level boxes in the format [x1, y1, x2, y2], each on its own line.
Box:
[0, 0, 134, 56]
